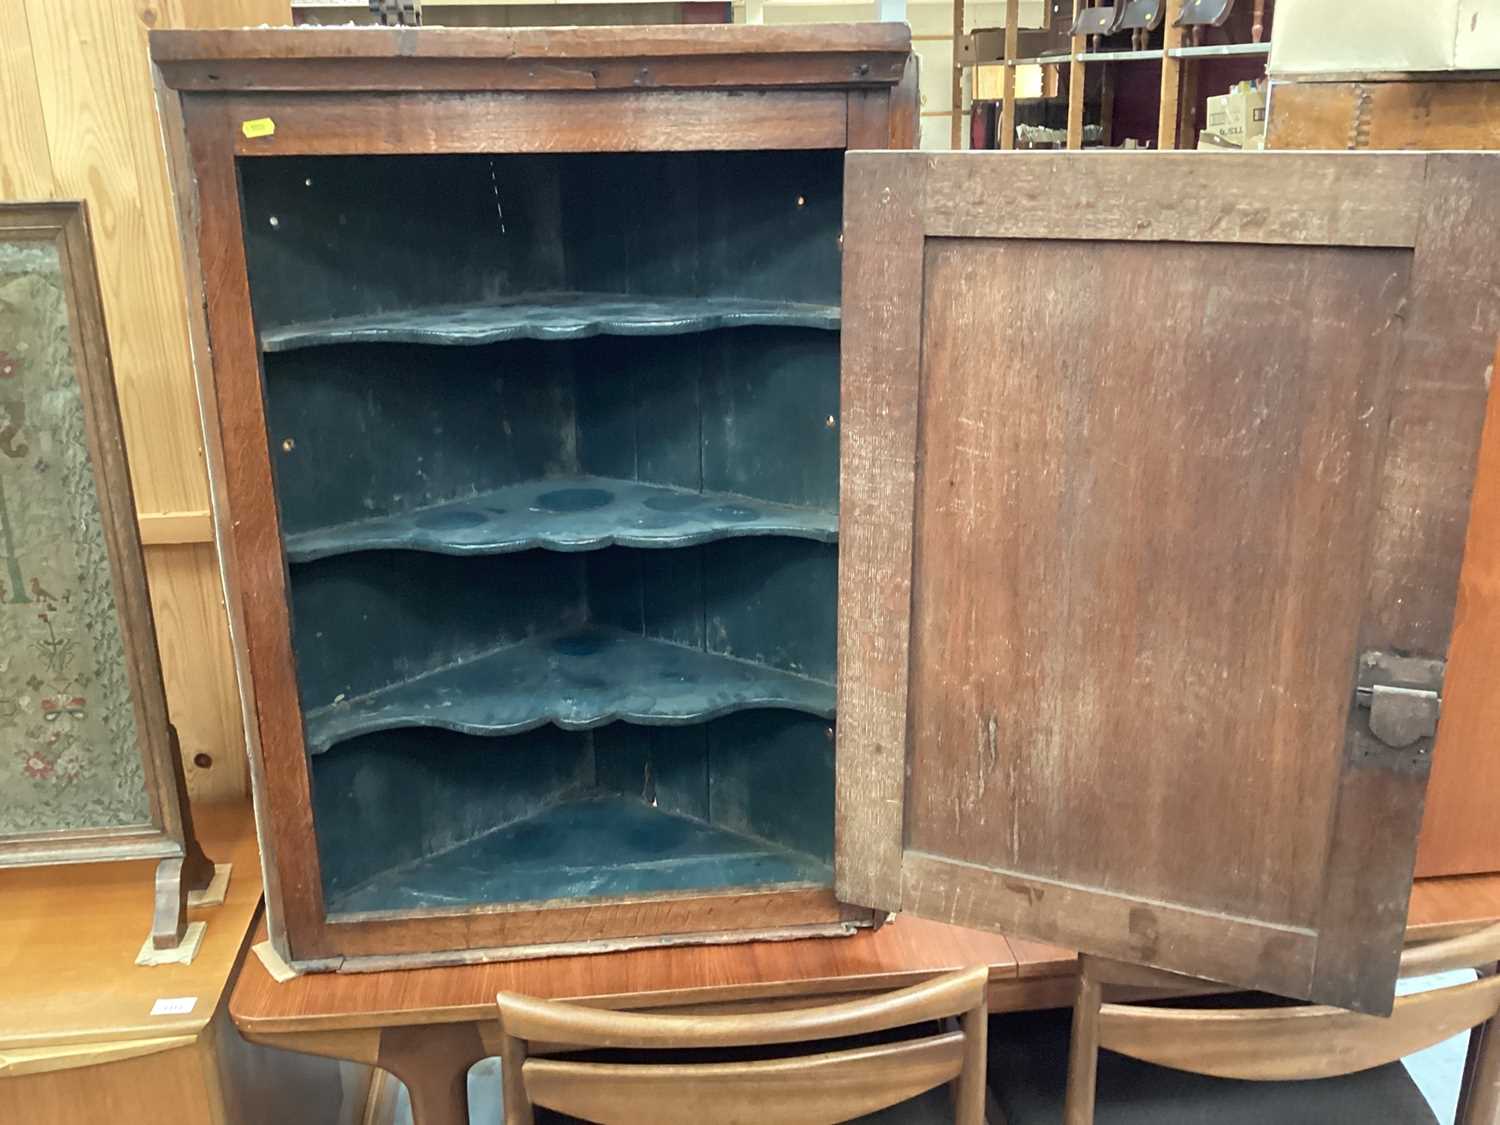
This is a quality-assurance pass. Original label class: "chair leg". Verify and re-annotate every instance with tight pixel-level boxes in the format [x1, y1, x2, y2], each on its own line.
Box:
[955, 1001, 989, 1125]
[1459, 1021, 1487, 1123]
[498, 1031, 534, 1125]
[1062, 959, 1103, 1125]
[1461, 1014, 1500, 1125]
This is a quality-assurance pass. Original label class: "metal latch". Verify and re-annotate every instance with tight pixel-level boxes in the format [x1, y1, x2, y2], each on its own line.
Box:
[1354, 652, 1445, 750]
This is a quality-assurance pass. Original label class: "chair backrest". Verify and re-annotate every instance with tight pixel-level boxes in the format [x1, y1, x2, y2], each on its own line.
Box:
[1062, 922, 1500, 1125]
[495, 963, 990, 1125]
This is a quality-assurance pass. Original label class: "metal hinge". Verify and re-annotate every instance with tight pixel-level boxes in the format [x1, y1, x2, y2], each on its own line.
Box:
[1354, 651, 1445, 750]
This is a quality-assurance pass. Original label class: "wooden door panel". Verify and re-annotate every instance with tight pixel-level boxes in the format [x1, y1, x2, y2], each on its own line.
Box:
[907, 236, 1406, 924]
[836, 152, 1500, 1014]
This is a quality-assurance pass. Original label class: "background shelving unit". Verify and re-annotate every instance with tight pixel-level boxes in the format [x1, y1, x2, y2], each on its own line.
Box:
[961, 0, 1275, 149]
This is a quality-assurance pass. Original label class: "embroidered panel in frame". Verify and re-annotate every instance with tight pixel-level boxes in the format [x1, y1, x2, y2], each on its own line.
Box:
[0, 237, 150, 834]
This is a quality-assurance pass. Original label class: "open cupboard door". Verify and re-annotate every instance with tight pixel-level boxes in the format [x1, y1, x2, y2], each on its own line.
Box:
[835, 152, 1500, 1015]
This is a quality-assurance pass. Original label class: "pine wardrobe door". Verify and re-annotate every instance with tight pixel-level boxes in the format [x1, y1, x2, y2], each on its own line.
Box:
[834, 151, 1500, 1014]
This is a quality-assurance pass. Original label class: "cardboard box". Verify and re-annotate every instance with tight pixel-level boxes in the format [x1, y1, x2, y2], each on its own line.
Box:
[1202, 82, 1267, 147]
[1197, 133, 1267, 151]
[960, 5, 1068, 65]
[959, 28, 1008, 66]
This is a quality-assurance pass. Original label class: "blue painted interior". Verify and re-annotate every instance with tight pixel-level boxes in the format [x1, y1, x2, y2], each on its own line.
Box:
[329, 793, 832, 915]
[241, 150, 845, 916]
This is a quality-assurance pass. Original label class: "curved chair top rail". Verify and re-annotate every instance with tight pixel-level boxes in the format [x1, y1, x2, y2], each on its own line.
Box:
[1399, 920, 1500, 979]
[1098, 965, 1500, 1081]
[496, 963, 989, 1049]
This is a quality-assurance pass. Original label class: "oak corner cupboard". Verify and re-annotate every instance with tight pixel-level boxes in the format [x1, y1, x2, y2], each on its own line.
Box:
[154, 25, 1498, 1014]
[152, 23, 916, 973]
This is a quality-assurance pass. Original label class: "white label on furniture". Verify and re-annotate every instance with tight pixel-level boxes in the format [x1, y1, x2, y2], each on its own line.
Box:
[149, 996, 197, 1016]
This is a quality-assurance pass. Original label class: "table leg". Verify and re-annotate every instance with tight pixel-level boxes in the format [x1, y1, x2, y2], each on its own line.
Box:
[377, 1022, 488, 1125]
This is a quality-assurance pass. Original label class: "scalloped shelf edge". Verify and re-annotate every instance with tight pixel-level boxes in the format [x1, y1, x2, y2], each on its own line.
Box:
[284, 477, 838, 564]
[261, 294, 841, 352]
[304, 628, 834, 755]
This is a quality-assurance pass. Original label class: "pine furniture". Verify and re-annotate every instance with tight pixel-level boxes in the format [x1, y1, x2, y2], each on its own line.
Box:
[0, 804, 359, 1125]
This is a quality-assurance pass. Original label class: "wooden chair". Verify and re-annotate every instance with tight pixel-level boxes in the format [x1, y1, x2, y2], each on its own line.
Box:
[987, 923, 1500, 1125]
[494, 964, 991, 1125]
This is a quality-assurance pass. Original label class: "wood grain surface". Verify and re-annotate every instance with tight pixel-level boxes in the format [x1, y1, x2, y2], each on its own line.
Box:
[179, 94, 327, 953]
[1097, 973, 1500, 1082]
[225, 872, 1500, 1087]
[230, 914, 1015, 1035]
[834, 154, 926, 914]
[153, 23, 910, 62]
[164, 28, 916, 969]
[0, 1005, 360, 1125]
[1268, 80, 1500, 152]
[497, 970, 988, 1124]
[523, 1035, 967, 1125]
[905, 233, 1402, 930]
[0, 802, 260, 1052]
[3, 0, 291, 804]
[1400, 922, 1500, 979]
[836, 151, 1497, 1014]
[0, 1, 53, 199]
[1409, 873, 1500, 939]
[992, 876, 1500, 977]
[150, 24, 912, 94]
[1269, 82, 1500, 880]
[1415, 339, 1500, 875]
[219, 90, 850, 157]
[495, 964, 988, 1048]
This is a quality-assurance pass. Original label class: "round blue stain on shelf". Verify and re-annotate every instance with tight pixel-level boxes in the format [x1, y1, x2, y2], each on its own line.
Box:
[633, 514, 686, 530]
[553, 633, 609, 656]
[414, 508, 489, 530]
[534, 487, 612, 513]
[643, 493, 706, 512]
[708, 504, 759, 523]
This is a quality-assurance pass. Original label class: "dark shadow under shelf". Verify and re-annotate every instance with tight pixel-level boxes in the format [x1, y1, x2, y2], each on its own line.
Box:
[285, 476, 838, 563]
[303, 627, 834, 754]
[327, 794, 832, 914]
[259, 293, 840, 352]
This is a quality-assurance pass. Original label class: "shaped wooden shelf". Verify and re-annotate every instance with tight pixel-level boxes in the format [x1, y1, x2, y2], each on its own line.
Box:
[259, 293, 841, 352]
[328, 794, 831, 915]
[303, 627, 835, 754]
[284, 476, 838, 563]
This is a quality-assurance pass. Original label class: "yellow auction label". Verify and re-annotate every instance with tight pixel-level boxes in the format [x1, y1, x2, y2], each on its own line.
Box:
[241, 117, 276, 139]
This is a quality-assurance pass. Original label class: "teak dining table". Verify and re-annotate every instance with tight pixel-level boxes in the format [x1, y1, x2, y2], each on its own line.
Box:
[228, 873, 1500, 1125]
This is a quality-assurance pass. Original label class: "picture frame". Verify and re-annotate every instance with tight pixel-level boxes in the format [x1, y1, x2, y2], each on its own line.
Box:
[0, 201, 211, 946]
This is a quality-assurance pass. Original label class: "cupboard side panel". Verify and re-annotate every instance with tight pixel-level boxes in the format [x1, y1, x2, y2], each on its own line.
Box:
[181, 96, 328, 957]
[1415, 338, 1500, 876]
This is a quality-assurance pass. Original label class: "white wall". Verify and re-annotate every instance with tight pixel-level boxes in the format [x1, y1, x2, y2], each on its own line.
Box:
[1270, 0, 1500, 75]
[732, 0, 1046, 148]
